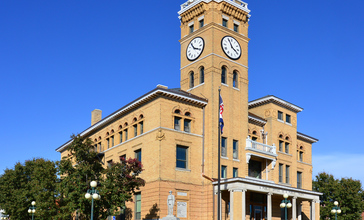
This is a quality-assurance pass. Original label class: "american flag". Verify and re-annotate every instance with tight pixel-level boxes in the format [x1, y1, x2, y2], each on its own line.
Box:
[219, 95, 224, 134]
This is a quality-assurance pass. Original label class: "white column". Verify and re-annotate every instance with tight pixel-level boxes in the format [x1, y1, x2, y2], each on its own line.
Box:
[230, 190, 234, 220]
[298, 202, 302, 220]
[311, 200, 316, 220]
[267, 193, 273, 220]
[292, 197, 297, 220]
[242, 189, 246, 220]
[220, 192, 222, 220]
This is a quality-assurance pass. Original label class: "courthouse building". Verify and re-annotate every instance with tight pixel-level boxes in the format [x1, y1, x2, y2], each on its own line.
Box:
[56, 0, 321, 220]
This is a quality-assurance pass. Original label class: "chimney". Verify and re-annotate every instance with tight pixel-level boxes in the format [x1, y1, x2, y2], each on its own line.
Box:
[91, 109, 102, 126]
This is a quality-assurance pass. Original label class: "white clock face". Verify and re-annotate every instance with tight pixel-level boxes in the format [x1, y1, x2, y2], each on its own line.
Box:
[221, 36, 241, 60]
[186, 37, 205, 61]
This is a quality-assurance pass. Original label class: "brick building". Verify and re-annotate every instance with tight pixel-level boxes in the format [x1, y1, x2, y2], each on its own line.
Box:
[56, 0, 321, 219]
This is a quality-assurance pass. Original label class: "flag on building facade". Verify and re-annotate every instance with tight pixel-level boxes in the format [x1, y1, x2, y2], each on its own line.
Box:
[219, 95, 224, 134]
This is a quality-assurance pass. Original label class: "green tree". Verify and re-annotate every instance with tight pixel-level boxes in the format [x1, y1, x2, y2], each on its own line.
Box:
[57, 134, 145, 219]
[0, 158, 58, 220]
[313, 172, 364, 220]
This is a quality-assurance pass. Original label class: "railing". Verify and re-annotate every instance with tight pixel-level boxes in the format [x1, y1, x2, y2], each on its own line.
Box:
[246, 136, 276, 155]
[181, 0, 248, 10]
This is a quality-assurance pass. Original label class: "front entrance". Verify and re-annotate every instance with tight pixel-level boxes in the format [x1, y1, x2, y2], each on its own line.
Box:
[249, 192, 266, 220]
[251, 205, 266, 220]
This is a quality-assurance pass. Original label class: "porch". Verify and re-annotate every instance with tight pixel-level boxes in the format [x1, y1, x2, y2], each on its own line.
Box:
[213, 178, 321, 220]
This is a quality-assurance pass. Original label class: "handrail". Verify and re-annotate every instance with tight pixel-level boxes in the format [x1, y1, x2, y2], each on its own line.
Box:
[246, 136, 276, 155]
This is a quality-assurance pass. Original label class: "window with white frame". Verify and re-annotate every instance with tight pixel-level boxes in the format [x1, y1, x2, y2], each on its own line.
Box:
[221, 165, 227, 178]
[221, 137, 227, 157]
[233, 140, 238, 159]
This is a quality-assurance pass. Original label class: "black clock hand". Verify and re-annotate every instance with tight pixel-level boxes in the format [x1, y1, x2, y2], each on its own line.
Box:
[228, 39, 238, 53]
[191, 43, 201, 51]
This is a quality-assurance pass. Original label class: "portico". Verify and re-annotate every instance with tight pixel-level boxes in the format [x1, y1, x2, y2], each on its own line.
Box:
[214, 178, 321, 220]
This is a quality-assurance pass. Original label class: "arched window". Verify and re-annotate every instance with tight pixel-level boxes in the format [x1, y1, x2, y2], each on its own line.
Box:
[200, 67, 204, 84]
[174, 109, 181, 114]
[284, 137, 290, 154]
[221, 66, 226, 84]
[189, 72, 194, 88]
[185, 112, 191, 117]
[233, 71, 238, 88]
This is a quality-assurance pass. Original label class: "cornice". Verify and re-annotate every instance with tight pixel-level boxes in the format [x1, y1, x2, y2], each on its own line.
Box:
[56, 87, 207, 152]
[249, 95, 303, 113]
[297, 132, 318, 143]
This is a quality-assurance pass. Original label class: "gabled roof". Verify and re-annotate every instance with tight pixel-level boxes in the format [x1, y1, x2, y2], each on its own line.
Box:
[249, 95, 303, 113]
[297, 132, 319, 143]
[248, 112, 267, 126]
[56, 86, 208, 153]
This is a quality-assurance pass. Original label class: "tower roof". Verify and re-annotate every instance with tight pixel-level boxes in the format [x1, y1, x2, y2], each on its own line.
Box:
[178, 0, 250, 15]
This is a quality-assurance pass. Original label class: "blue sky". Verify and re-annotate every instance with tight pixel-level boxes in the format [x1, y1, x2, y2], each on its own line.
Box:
[1, 0, 363, 184]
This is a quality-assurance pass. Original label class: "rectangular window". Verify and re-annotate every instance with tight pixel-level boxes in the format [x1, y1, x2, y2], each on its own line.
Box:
[221, 137, 227, 157]
[299, 151, 303, 162]
[176, 145, 188, 169]
[199, 19, 204, 28]
[279, 164, 283, 183]
[134, 124, 138, 137]
[98, 142, 102, 152]
[125, 129, 128, 141]
[233, 140, 238, 159]
[106, 138, 110, 149]
[139, 122, 144, 135]
[278, 111, 283, 120]
[279, 140, 283, 152]
[297, 172, 302, 189]
[135, 149, 141, 162]
[94, 144, 97, 152]
[285, 142, 289, 154]
[286, 114, 291, 124]
[221, 165, 227, 178]
[222, 18, 228, 27]
[119, 131, 123, 144]
[120, 154, 126, 161]
[135, 192, 141, 220]
[248, 160, 261, 179]
[107, 160, 113, 169]
[111, 136, 114, 147]
[189, 24, 194, 33]
[174, 117, 181, 131]
[233, 167, 238, 178]
[286, 165, 290, 184]
[233, 23, 239, 32]
[184, 119, 191, 133]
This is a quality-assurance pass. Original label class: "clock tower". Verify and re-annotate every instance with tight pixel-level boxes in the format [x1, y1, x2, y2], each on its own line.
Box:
[178, 0, 251, 183]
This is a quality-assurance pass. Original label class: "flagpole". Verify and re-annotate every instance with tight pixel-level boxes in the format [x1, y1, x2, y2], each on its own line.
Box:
[217, 88, 221, 220]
